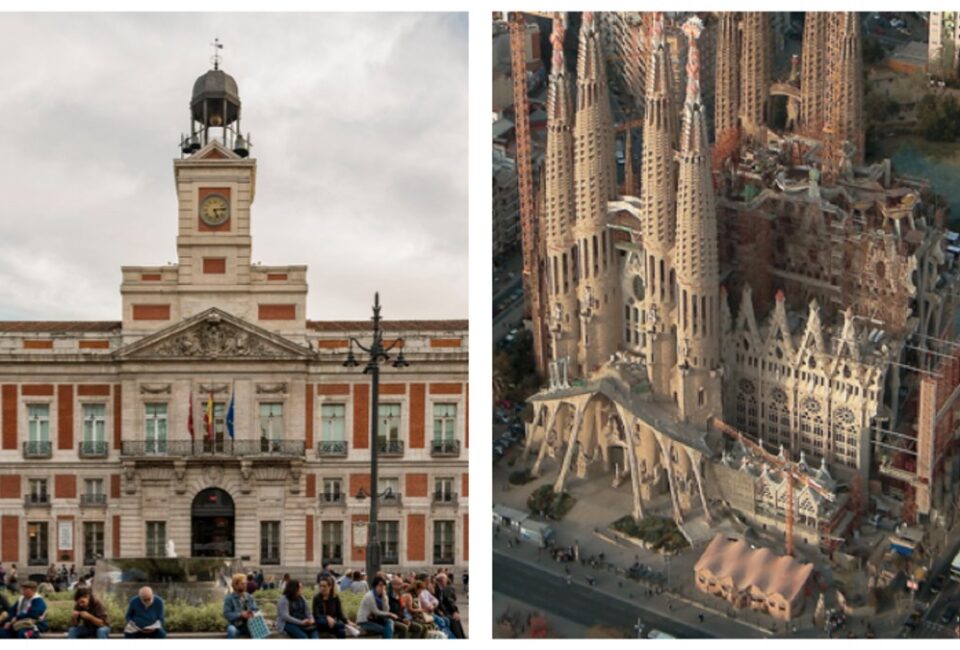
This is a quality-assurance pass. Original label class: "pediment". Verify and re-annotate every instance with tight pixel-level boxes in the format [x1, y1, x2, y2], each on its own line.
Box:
[192, 140, 241, 161]
[116, 308, 314, 361]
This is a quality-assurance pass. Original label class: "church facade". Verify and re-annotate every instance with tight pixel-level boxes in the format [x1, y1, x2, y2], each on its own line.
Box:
[0, 65, 468, 575]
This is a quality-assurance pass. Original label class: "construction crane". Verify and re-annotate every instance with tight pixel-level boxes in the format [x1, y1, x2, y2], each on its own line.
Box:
[712, 418, 836, 557]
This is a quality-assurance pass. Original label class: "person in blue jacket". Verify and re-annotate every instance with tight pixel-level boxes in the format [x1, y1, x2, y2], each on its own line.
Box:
[0, 581, 48, 639]
[124, 586, 166, 638]
[223, 573, 259, 638]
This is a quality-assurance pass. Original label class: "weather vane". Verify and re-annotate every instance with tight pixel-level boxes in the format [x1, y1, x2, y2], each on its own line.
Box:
[211, 37, 223, 70]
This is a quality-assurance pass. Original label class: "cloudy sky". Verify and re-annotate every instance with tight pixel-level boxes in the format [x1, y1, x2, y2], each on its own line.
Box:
[0, 12, 467, 321]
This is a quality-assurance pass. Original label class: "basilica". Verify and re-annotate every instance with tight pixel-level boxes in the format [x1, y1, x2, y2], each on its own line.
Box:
[0, 63, 468, 574]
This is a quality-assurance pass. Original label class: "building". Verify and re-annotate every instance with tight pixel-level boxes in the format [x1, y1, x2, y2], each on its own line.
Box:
[493, 153, 521, 258]
[694, 534, 814, 620]
[0, 63, 469, 575]
[929, 11, 960, 77]
[521, 12, 960, 554]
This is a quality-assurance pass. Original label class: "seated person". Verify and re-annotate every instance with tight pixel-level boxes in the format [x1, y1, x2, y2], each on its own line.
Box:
[276, 580, 318, 639]
[356, 576, 398, 638]
[223, 573, 259, 639]
[67, 587, 110, 639]
[0, 581, 48, 639]
[124, 586, 166, 639]
[312, 576, 349, 638]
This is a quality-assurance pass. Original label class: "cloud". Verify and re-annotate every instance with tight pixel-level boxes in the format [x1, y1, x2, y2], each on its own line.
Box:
[0, 12, 467, 321]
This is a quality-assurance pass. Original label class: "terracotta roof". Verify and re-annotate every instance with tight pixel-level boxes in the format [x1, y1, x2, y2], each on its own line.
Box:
[694, 534, 813, 604]
[0, 321, 121, 333]
[307, 320, 468, 332]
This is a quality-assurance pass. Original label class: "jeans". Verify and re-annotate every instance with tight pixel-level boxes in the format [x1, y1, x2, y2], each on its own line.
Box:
[359, 619, 394, 639]
[284, 623, 319, 639]
[318, 619, 346, 638]
[226, 624, 251, 639]
[124, 628, 167, 639]
[68, 625, 110, 639]
[0, 627, 41, 639]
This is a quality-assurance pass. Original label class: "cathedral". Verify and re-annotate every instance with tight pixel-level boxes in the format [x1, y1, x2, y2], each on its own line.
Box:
[523, 12, 960, 550]
[0, 62, 468, 573]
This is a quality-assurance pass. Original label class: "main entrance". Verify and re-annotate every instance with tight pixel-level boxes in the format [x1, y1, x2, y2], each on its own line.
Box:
[191, 488, 235, 557]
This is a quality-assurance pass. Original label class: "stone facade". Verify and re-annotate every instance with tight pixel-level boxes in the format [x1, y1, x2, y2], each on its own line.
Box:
[0, 66, 468, 576]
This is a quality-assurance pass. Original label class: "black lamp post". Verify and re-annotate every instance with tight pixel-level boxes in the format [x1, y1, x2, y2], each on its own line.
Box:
[343, 292, 408, 578]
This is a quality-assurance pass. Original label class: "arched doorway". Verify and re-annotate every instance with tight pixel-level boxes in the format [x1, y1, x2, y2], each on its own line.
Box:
[191, 488, 235, 558]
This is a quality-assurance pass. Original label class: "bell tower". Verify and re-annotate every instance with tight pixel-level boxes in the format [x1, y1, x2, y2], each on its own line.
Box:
[120, 46, 307, 340]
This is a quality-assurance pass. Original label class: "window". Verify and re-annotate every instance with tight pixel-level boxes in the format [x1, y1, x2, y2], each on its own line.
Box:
[378, 404, 401, 442]
[146, 522, 166, 557]
[27, 404, 50, 442]
[82, 404, 106, 442]
[322, 478, 343, 503]
[379, 477, 400, 502]
[321, 521, 343, 564]
[83, 522, 104, 565]
[433, 520, 455, 564]
[260, 521, 281, 565]
[27, 522, 48, 564]
[321, 404, 346, 441]
[83, 478, 105, 505]
[27, 479, 48, 504]
[379, 521, 399, 563]
[432, 404, 457, 441]
[144, 404, 168, 453]
[259, 403, 284, 452]
[434, 477, 455, 502]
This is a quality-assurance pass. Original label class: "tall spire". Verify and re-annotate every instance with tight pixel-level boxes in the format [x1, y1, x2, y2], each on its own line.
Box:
[673, 16, 722, 426]
[739, 12, 771, 142]
[800, 12, 828, 136]
[829, 12, 864, 166]
[714, 13, 740, 144]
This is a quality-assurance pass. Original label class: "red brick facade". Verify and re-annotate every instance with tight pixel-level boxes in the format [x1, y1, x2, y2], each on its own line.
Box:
[405, 473, 428, 498]
[407, 514, 425, 562]
[258, 304, 296, 320]
[57, 385, 73, 450]
[409, 383, 425, 449]
[1, 515, 18, 562]
[1, 385, 15, 450]
[353, 384, 369, 449]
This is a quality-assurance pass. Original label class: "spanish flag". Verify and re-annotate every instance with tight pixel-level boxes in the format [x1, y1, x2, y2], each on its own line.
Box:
[188, 390, 195, 439]
[204, 392, 214, 440]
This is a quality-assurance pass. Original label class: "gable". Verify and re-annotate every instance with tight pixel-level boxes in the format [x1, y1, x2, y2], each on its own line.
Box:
[115, 308, 313, 361]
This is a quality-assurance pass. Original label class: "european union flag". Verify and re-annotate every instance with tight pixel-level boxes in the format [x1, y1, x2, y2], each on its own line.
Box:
[226, 390, 235, 439]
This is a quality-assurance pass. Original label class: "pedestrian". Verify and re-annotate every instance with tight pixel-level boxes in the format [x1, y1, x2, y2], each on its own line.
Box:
[435, 573, 466, 638]
[348, 570, 369, 594]
[357, 576, 398, 638]
[67, 586, 110, 639]
[698, 613, 704, 623]
[223, 573, 259, 639]
[278, 573, 291, 594]
[417, 577, 453, 638]
[0, 581, 47, 639]
[276, 579, 318, 639]
[313, 576, 353, 638]
[123, 586, 165, 639]
[244, 573, 259, 595]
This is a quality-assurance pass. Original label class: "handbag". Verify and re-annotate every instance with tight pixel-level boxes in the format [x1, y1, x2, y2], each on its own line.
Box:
[247, 612, 270, 640]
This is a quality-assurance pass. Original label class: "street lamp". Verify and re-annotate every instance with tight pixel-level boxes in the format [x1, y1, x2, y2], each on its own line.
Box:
[343, 292, 408, 578]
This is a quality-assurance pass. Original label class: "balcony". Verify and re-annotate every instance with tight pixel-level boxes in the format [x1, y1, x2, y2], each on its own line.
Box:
[78, 440, 108, 458]
[320, 492, 346, 506]
[430, 439, 461, 457]
[379, 492, 403, 508]
[377, 439, 404, 457]
[317, 440, 348, 457]
[433, 555, 455, 566]
[22, 441, 52, 459]
[121, 439, 305, 459]
[24, 494, 50, 508]
[80, 493, 107, 507]
[432, 491, 458, 506]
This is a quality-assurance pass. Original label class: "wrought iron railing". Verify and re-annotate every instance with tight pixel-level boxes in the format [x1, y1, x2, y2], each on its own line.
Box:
[23, 440, 52, 458]
[320, 492, 346, 505]
[317, 440, 348, 457]
[24, 494, 50, 507]
[430, 439, 461, 457]
[433, 555, 455, 565]
[378, 439, 404, 456]
[432, 491, 458, 505]
[380, 492, 403, 507]
[121, 439, 305, 458]
[78, 440, 108, 458]
[80, 493, 107, 507]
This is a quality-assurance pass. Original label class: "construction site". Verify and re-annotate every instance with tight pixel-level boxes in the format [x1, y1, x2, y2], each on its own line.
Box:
[496, 11, 960, 636]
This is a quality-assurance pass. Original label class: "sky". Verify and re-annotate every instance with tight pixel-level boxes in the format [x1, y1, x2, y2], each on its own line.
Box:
[0, 12, 467, 321]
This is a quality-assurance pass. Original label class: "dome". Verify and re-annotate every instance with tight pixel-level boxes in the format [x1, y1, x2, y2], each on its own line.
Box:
[190, 68, 241, 126]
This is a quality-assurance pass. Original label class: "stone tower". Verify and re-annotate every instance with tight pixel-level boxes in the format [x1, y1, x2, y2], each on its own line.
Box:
[573, 12, 621, 374]
[829, 12, 864, 166]
[543, 16, 581, 375]
[800, 12, 829, 136]
[738, 12, 771, 143]
[714, 12, 740, 157]
[639, 12, 679, 396]
[673, 17, 723, 427]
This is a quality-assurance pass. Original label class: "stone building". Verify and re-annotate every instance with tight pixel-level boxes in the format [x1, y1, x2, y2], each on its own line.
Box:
[0, 64, 468, 576]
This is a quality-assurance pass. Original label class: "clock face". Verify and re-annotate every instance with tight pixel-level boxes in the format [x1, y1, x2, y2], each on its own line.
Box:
[200, 194, 230, 226]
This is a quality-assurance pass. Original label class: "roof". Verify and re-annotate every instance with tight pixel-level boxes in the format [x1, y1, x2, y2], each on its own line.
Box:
[307, 320, 467, 332]
[0, 321, 121, 333]
[694, 534, 814, 604]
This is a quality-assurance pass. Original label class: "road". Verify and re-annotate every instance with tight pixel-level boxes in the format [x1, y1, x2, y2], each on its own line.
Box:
[494, 551, 713, 638]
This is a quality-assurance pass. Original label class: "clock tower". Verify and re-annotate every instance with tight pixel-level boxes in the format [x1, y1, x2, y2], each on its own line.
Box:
[120, 61, 308, 341]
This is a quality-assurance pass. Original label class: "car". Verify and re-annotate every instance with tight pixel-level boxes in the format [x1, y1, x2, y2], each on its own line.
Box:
[940, 605, 958, 626]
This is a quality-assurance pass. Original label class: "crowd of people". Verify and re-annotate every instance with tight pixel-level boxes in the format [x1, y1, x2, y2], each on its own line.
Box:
[0, 562, 466, 639]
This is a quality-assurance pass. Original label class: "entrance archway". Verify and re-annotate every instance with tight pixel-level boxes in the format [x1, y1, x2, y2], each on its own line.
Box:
[191, 488, 235, 557]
